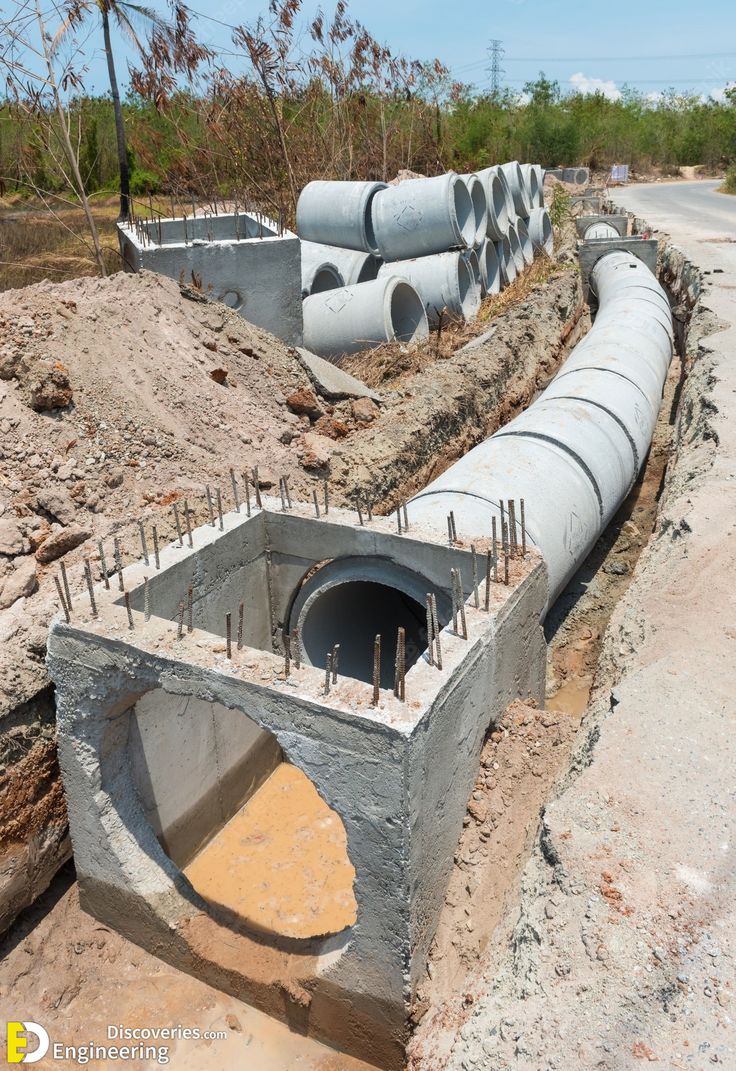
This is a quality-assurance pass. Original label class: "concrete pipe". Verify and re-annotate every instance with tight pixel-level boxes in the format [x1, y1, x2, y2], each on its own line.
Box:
[584, 221, 620, 240]
[500, 161, 532, 217]
[516, 218, 534, 266]
[296, 180, 387, 254]
[300, 242, 346, 296]
[496, 236, 517, 288]
[301, 240, 380, 289]
[302, 276, 429, 360]
[460, 174, 489, 247]
[493, 166, 517, 226]
[463, 248, 482, 309]
[378, 250, 480, 326]
[478, 239, 501, 297]
[475, 168, 509, 241]
[371, 172, 476, 262]
[519, 164, 541, 213]
[408, 250, 673, 606]
[526, 207, 554, 256]
[532, 164, 544, 207]
[507, 222, 525, 275]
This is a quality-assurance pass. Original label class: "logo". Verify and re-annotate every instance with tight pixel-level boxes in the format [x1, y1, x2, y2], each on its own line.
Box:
[7, 1022, 50, 1064]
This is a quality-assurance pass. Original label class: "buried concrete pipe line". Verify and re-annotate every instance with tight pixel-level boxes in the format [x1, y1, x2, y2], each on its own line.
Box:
[496, 235, 517, 288]
[507, 222, 525, 275]
[460, 173, 489, 248]
[478, 238, 501, 297]
[526, 207, 554, 256]
[516, 218, 534, 267]
[301, 240, 381, 288]
[475, 168, 509, 241]
[378, 250, 480, 327]
[296, 180, 387, 254]
[371, 172, 476, 262]
[584, 221, 620, 240]
[500, 161, 532, 218]
[302, 276, 429, 360]
[407, 250, 673, 609]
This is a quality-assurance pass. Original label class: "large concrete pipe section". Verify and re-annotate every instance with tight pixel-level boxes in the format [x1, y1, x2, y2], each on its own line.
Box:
[300, 242, 345, 296]
[301, 240, 381, 289]
[519, 164, 542, 212]
[407, 251, 673, 607]
[296, 180, 386, 253]
[476, 168, 509, 240]
[302, 276, 429, 359]
[462, 248, 482, 308]
[371, 173, 476, 261]
[478, 239, 501, 296]
[460, 174, 489, 247]
[496, 235, 516, 287]
[500, 161, 532, 217]
[584, 220, 621, 240]
[516, 218, 534, 266]
[378, 250, 480, 326]
[507, 222, 525, 275]
[526, 207, 554, 255]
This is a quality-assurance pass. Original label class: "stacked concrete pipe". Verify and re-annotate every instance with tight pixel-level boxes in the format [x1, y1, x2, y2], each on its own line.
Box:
[476, 168, 509, 241]
[526, 207, 554, 255]
[407, 251, 673, 607]
[500, 161, 533, 218]
[370, 172, 476, 261]
[378, 251, 480, 326]
[507, 222, 525, 275]
[297, 179, 386, 253]
[301, 240, 381, 291]
[477, 239, 501, 297]
[496, 234, 517, 287]
[515, 218, 534, 266]
[302, 276, 429, 358]
[460, 174, 489, 247]
[300, 244, 346, 296]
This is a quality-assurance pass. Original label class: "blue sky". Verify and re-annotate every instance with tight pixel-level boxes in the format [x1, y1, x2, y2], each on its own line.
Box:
[5, 0, 736, 101]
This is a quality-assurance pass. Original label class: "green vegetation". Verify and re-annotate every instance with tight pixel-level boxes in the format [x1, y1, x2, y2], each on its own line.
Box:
[722, 163, 736, 194]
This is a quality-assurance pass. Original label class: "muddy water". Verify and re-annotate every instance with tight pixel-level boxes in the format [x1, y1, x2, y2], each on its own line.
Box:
[185, 763, 357, 940]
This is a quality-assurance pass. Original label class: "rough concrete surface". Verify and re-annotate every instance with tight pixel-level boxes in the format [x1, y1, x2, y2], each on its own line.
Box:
[409, 184, 736, 1070]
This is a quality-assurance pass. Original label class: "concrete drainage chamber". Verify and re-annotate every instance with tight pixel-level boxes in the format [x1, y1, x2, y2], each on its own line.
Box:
[47, 502, 547, 1069]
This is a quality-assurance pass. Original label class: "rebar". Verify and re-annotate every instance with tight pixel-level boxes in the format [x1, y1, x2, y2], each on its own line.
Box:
[283, 631, 291, 678]
[402, 502, 409, 530]
[509, 500, 518, 556]
[152, 526, 160, 570]
[144, 576, 150, 622]
[324, 653, 332, 695]
[237, 601, 244, 649]
[452, 568, 468, 639]
[431, 593, 443, 670]
[471, 545, 479, 608]
[138, 521, 150, 565]
[124, 591, 134, 630]
[230, 468, 240, 513]
[292, 628, 301, 669]
[323, 478, 329, 515]
[177, 599, 185, 639]
[252, 467, 262, 508]
[226, 613, 232, 658]
[331, 643, 339, 683]
[206, 485, 215, 527]
[425, 594, 435, 666]
[184, 499, 194, 547]
[242, 473, 252, 517]
[484, 549, 492, 611]
[83, 560, 97, 617]
[357, 502, 364, 526]
[312, 488, 320, 517]
[60, 558, 73, 607]
[216, 487, 224, 531]
[279, 477, 287, 511]
[54, 574, 70, 623]
[372, 635, 381, 706]
[397, 508, 403, 534]
[397, 627, 406, 701]
[172, 502, 183, 547]
[98, 540, 110, 590]
[187, 586, 193, 633]
[282, 475, 292, 509]
[521, 498, 527, 555]
[113, 539, 124, 593]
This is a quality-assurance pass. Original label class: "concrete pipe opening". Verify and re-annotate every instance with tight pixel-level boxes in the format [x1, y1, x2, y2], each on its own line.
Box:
[390, 280, 429, 342]
[310, 265, 344, 294]
[516, 218, 534, 266]
[461, 174, 489, 247]
[291, 558, 449, 687]
[452, 177, 476, 249]
[479, 239, 501, 296]
[508, 224, 525, 274]
[485, 172, 509, 240]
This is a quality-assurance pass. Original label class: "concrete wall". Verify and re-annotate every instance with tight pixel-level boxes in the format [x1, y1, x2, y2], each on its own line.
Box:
[118, 214, 303, 347]
[129, 691, 281, 866]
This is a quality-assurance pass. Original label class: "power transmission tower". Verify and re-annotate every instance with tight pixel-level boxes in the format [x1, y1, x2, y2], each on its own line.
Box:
[487, 39, 505, 95]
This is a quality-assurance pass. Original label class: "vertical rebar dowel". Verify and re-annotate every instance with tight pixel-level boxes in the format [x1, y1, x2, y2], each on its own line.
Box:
[186, 585, 193, 633]
[324, 654, 332, 696]
[216, 487, 224, 531]
[252, 467, 262, 509]
[291, 629, 300, 670]
[366, 497, 373, 522]
[206, 486, 215, 527]
[138, 521, 150, 565]
[152, 527, 160, 570]
[504, 548, 509, 585]
[184, 500, 193, 547]
[230, 468, 240, 513]
[521, 498, 527, 556]
[124, 591, 134, 630]
[113, 539, 123, 592]
[98, 540, 110, 590]
[172, 502, 183, 547]
[372, 635, 381, 706]
[509, 500, 517, 556]
[402, 502, 409, 530]
[484, 549, 492, 611]
[397, 627, 406, 702]
[451, 569, 458, 633]
[394, 636, 401, 696]
[323, 478, 329, 515]
[502, 520, 509, 558]
[447, 515, 454, 545]
[431, 594, 443, 670]
[60, 558, 73, 607]
[283, 475, 292, 509]
[454, 568, 468, 639]
[312, 489, 320, 517]
[471, 545, 479, 608]
[357, 503, 364, 526]
[226, 613, 232, 659]
[242, 474, 252, 517]
[284, 631, 291, 678]
[331, 643, 339, 684]
[83, 560, 97, 617]
[425, 594, 435, 666]
[492, 516, 498, 573]
[237, 602, 244, 649]
[177, 599, 185, 639]
[279, 477, 287, 511]
[397, 508, 402, 535]
[450, 511, 458, 543]
[54, 574, 70, 623]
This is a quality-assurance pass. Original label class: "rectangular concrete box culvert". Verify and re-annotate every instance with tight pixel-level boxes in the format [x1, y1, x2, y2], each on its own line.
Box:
[46, 497, 548, 1069]
[117, 211, 304, 347]
[578, 235, 659, 298]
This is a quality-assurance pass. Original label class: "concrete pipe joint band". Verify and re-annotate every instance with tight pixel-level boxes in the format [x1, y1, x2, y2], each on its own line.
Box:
[584, 221, 620, 240]
[407, 252, 673, 609]
[507, 222, 525, 274]
[478, 239, 501, 297]
[500, 161, 532, 217]
[296, 180, 387, 254]
[496, 236, 516, 288]
[516, 218, 534, 266]
[526, 207, 554, 256]
[300, 240, 381, 288]
[302, 276, 429, 360]
[378, 251, 480, 326]
[371, 172, 476, 262]
[460, 173, 489, 247]
[475, 169, 509, 241]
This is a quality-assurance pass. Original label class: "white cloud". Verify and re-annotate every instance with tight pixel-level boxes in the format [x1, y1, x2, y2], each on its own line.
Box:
[569, 72, 622, 101]
[707, 83, 735, 103]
